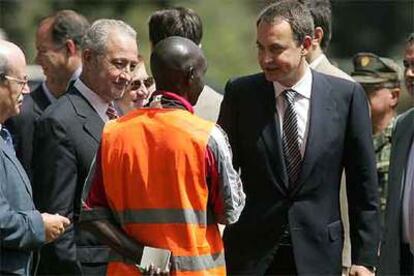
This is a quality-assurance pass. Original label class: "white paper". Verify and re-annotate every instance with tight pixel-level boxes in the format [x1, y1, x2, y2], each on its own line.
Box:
[140, 246, 171, 270]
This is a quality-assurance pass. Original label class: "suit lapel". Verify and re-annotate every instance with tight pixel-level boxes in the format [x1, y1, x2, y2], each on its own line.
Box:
[68, 87, 104, 143]
[258, 75, 289, 195]
[31, 85, 52, 114]
[0, 138, 32, 196]
[290, 71, 335, 196]
[394, 111, 414, 199]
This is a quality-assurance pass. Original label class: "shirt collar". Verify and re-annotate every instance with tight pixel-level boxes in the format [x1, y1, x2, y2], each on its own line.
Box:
[42, 81, 57, 104]
[150, 90, 194, 113]
[74, 78, 109, 120]
[274, 65, 312, 99]
[70, 66, 82, 82]
[309, 54, 326, 69]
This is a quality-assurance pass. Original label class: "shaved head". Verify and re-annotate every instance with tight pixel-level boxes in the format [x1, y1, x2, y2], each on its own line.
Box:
[150, 36, 207, 105]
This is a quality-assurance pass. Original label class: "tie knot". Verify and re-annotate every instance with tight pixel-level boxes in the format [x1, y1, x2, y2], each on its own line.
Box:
[106, 102, 119, 120]
[284, 89, 297, 105]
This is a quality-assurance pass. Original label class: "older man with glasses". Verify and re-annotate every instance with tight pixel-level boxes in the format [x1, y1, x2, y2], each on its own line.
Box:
[32, 19, 140, 275]
[0, 39, 71, 276]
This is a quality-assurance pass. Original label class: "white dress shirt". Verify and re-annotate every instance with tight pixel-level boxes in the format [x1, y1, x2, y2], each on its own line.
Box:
[74, 79, 111, 122]
[273, 66, 313, 156]
[402, 138, 414, 253]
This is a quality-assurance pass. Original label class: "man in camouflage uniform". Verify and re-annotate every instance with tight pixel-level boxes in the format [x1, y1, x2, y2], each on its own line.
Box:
[351, 52, 401, 226]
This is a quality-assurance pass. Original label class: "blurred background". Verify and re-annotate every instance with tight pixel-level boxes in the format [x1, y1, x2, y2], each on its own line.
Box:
[0, 0, 413, 111]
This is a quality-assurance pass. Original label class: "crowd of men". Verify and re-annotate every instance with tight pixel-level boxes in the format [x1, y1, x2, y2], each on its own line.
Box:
[0, 0, 413, 275]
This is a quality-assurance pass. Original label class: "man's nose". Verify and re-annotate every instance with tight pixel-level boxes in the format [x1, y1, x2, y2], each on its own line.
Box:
[22, 82, 30, 94]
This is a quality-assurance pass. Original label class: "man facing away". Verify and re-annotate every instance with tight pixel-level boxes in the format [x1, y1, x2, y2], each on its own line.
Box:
[79, 36, 245, 275]
[32, 19, 139, 275]
[148, 7, 223, 122]
[0, 39, 70, 275]
[218, 1, 380, 275]
[5, 10, 89, 179]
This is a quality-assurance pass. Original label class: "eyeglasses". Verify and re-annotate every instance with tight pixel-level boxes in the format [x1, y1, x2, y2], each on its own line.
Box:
[129, 76, 155, 91]
[1, 74, 28, 91]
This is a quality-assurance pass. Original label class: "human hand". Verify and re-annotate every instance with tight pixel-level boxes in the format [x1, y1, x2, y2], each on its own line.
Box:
[137, 263, 170, 275]
[349, 265, 375, 276]
[41, 213, 71, 243]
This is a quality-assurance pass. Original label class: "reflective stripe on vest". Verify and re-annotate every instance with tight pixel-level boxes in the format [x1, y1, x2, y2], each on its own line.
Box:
[109, 251, 225, 272]
[113, 208, 215, 226]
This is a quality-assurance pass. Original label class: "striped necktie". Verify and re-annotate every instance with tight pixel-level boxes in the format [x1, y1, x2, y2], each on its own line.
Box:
[282, 89, 302, 188]
[106, 102, 119, 120]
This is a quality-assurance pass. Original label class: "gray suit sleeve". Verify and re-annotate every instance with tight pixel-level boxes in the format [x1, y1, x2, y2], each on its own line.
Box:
[0, 156, 45, 250]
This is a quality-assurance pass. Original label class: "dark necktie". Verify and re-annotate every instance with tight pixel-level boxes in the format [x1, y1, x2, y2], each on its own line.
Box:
[0, 127, 15, 154]
[282, 89, 302, 188]
[106, 102, 119, 120]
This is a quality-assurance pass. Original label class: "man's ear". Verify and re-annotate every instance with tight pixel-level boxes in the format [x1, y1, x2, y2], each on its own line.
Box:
[314, 27, 324, 46]
[82, 48, 94, 65]
[64, 39, 77, 57]
[186, 66, 195, 84]
[390, 87, 400, 108]
[301, 35, 313, 56]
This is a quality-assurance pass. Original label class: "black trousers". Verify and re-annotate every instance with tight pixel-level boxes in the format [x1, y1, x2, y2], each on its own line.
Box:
[400, 243, 414, 275]
[265, 230, 297, 276]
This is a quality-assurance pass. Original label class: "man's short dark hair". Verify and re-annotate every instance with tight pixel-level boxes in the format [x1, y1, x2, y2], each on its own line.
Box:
[257, 0, 314, 46]
[148, 7, 203, 46]
[41, 10, 90, 49]
[301, 0, 332, 51]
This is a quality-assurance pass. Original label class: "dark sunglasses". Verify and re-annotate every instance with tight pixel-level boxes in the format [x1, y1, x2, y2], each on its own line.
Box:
[403, 59, 414, 69]
[129, 76, 155, 90]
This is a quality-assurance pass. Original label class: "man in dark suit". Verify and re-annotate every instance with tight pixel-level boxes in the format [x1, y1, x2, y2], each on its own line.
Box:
[378, 35, 414, 275]
[32, 19, 140, 275]
[378, 107, 414, 275]
[5, 10, 89, 179]
[0, 39, 70, 276]
[218, 1, 380, 275]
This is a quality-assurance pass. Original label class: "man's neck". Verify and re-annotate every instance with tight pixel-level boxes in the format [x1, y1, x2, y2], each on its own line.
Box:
[280, 59, 309, 87]
[372, 111, 396, 135]
[307, 47, 324, 64]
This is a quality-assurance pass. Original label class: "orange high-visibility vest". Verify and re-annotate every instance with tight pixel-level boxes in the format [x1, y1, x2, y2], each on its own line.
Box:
[100, 108, 225, 276]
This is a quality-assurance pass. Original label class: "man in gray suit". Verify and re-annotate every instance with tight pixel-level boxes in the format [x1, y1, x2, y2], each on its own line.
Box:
[148, 7, 223, 122]
[302, 0, 354, 82]
[0, 40, 70, 275]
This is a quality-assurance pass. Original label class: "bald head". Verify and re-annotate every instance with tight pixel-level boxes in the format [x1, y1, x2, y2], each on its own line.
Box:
[0, 40, 29, 122]
[150, 36, 207, 105]
[0, 40, 26, 75]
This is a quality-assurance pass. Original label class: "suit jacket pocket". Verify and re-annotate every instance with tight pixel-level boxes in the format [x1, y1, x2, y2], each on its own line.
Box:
[327, 220, 342, 242]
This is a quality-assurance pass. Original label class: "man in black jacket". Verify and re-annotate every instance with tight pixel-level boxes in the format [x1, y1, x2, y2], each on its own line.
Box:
[218, 1, 380, 274]
[5, 10, 89, 179]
